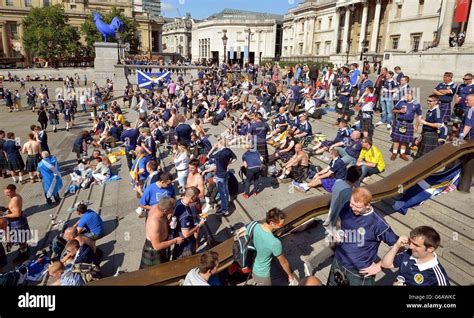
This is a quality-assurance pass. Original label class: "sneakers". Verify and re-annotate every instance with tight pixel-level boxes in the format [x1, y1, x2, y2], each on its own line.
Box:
[292, 181, 309, 192]
[375, 121, 383, 127]
[387, 124, 392, 130]
[242, 193, 250, 199]
[215, 209, 230, 217]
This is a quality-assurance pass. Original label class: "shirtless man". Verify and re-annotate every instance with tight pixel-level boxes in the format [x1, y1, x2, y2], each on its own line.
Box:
[1, 184, 31, 262]
[278, 143, 309, 180]
[22, 133, 42, 183]
[139, 197, 184, 268]
[185, 159, 205, 199]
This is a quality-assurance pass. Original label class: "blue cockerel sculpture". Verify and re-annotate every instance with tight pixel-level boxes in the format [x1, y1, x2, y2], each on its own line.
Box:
[94, 12, 125, 42]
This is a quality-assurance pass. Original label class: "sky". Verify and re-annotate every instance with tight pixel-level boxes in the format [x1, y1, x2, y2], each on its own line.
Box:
[161, 0, 303, 19]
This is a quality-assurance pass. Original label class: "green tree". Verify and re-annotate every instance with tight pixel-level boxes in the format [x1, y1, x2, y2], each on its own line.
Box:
[81, 7, 140, 56]
[22, 4, 83, 60]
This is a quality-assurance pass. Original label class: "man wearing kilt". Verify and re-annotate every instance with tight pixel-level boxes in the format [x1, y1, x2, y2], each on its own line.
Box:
[22, 133, 42, 183]
[0, 131, 8, 178]
[3, 132, 25, 183]
[48, 104, 60, 133]
[415, 95, 443, 160]
[336, 76, 352, 123]
[358, 87, 376, 137]
[390, 90, 422, 161]
[433, 72, 457, 124]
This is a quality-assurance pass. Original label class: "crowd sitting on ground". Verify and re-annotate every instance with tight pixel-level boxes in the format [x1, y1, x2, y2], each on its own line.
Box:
[1, 61, 472, 286]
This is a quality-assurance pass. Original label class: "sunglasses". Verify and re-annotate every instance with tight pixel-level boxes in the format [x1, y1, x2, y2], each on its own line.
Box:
[427, 100, 434, 102]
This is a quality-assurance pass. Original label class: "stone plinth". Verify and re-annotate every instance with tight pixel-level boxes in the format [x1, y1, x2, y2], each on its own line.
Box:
[94, 42, 121, 84]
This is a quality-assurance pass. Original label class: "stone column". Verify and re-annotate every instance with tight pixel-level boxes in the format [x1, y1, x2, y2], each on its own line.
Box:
[1, 22, 11, 58]
[257, 30, 262, 58]
[308, 16, 316, 55]
[358, 1, 369, 52]
[462, 2, 474, 47]
[342, 8, 350, 53]
[332, 9, 341, 54]
[439, 0, 457, 47]
[293, 20, 299, 55]
[303, 18, 309, 54]
[370, 0, 382, 52]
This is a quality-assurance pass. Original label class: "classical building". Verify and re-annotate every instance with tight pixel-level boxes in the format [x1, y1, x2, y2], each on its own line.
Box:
[191, 9, 283, 65]
[0, 0, 164, 60]
[280, 0, 473, 79]
[162, 13, 196, 59]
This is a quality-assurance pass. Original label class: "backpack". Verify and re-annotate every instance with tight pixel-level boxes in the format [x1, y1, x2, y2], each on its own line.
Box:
[227, 172, 239, 196]
[71, 263, 101, 283]
[232, 221, 259, 273]
[211, 116, 220, 126]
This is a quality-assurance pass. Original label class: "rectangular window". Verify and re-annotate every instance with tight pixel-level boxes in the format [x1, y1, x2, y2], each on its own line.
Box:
[25, 0, 32, 7]
[328, 17, 333, 29]
[317, 19, 322, 30]
[70, 4, 77, 10]
[6, 0, 14, 5]
[411, 33, 422, 52]
[237, 32, 243, 41]
[325, 41, 331, 55]
[316, 42, 320, 55]
[391, 36, 400, 50]
[299, 43, 303, 55]
[180, 36, 183, 42]
[10, 23, 18, 39]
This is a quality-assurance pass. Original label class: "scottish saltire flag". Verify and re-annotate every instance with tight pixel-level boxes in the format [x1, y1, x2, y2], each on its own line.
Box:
[392, 164, 461, 215]
[137, 70, 171, 89]
[38, 155, 63, 199]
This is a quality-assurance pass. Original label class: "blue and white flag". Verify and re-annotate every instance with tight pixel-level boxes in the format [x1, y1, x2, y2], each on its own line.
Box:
[392, 164, 461, 215]
[38, 155, 63, 199]
[137, 70, 171, 89]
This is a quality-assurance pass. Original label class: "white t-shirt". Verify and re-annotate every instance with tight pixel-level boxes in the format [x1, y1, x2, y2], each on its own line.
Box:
[304, 99, 316, 114]
[139, 99, 148, 113]
[183, 268, 209, 286]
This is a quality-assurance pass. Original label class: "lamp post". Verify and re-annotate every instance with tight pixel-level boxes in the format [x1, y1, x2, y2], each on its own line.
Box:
[246, 28, 252, 64]
[221, 29, 228, 64]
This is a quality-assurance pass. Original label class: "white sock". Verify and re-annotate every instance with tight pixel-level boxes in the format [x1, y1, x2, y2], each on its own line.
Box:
[393, 150, 398, 154]
[19, 175, 23, 182]
[400, 149, 405, 154]
[12, 176, 18, 182]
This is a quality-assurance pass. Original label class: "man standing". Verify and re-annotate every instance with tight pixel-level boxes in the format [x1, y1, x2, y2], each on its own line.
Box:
[241, 208, 296, 286]
[2, 184, 31, 263]
[3, 132, 25, 183]
[433, 72, 457, 124]
[22, 133, 42, 183]
[120, 121, 139, 170]
[172, 187, 205, 259]
[377, 71, 398, 130]
[241, 143, 263, 198]
[390, 90, 423, 161]
[140, 127, 156, 161]
[139, 172, 175, 211]
[382, 226, 449, 286]
[248, 112, 271, 163]
[38, 151, 63, 204]
[460, 94, 474, 140]
[140, 197, 184, 268]
[328, 188, 398, 285]
[35, 125, 50, 154]
[208, 140, 237, 216]
[186, 159, 205, 199]
[415, 95, 443, 159]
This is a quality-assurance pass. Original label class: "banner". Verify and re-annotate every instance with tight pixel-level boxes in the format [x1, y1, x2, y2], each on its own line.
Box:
[244, 46, 249, 60]
[392, 164, 461, 215]
[137, 71, 171, 89]
[454, 0, 471, 23]
[229, 46, 234, 60]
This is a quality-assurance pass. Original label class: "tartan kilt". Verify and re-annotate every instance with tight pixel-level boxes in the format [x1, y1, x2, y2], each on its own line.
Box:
[321, 140, 335, 148]
[139, 239, 169, 269]
[168, 127, 177, 145]
[50, 118, 59, 125]
[7, 156, 25, 172]
[415, 131, 439, 159]
[256, 142, 269, 163]
[72, 143, 82, 156]
[439, 102, 452, 123]
[25, 154, 42, 173]
[0, 154, 7, 170]
[360, 117, 373, 135]
[335, 102, 350, 115]
[391, 121, 414, 144]
[278, 151, 294, 162]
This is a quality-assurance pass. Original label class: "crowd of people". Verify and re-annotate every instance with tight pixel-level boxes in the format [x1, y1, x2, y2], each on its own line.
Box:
[0, 58, 472, 286]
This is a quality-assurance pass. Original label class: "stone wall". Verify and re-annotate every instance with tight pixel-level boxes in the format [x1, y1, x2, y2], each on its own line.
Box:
[383, 51, 474, 82]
